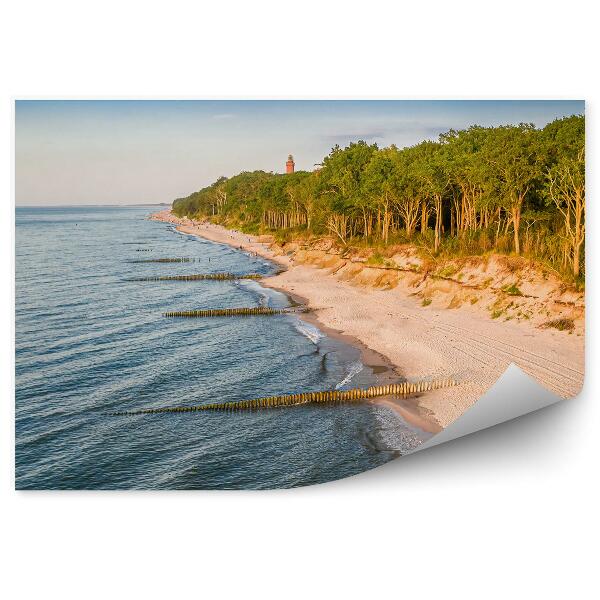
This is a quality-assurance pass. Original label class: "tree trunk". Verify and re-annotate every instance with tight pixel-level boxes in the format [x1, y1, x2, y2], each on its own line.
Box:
[383, 196, 389, 243]
[420, 201, 428, 233]
[434, 194, 442, 253]
[511, 199, 522, 255]
[573, 188, 584, 277]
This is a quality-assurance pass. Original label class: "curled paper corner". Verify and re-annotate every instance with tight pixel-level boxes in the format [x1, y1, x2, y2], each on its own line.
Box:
[409, 364, 563, 454]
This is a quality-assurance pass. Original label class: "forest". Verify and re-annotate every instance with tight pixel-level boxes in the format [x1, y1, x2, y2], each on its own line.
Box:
[172, 115, 585, 282]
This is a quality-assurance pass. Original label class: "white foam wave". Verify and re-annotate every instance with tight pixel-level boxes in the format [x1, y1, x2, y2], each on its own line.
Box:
[293, 319, 325, 345]
[237, 279, 281, 307]
[335, 360, 364, 389]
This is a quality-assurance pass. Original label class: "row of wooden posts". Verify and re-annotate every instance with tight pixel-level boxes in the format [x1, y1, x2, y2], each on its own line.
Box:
[163, 306, 302, 318]
[132, 272, 262, 282]
[110, 378, 457, 416]
[131, 257, 195, 263]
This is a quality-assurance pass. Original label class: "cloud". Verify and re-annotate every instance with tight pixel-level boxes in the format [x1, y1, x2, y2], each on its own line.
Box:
[322, 130, 386, 144]
[321, 121, 454, 148]
[211, 113, 236, 120]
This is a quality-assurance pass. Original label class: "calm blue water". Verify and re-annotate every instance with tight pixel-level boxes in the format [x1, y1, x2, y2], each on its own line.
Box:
[15, 206, 427, 489]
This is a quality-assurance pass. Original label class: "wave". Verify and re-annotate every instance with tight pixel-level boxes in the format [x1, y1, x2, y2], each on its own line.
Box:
[293, 319, 325, 345]
[172, 228, 195, 237]
[335, 360, 364, 389]
[372, 406, 424, 454]
[236, 280, 274, 307]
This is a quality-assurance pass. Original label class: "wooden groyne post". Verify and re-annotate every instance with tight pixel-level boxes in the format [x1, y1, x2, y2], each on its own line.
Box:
[130, 273, 262, 282]
[163, 306, 305, 318]
[130, 258, 195, 263]
[109, 378, 458, 415]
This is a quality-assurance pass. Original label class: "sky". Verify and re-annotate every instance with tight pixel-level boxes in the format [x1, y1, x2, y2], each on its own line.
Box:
[15, 100, 584, 206]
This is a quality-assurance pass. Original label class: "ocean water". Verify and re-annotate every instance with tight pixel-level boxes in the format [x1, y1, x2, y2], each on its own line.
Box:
[15, 205, 427, 489]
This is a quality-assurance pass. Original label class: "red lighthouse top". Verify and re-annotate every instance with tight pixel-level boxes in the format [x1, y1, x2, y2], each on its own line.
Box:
[286, 154, 295, 174]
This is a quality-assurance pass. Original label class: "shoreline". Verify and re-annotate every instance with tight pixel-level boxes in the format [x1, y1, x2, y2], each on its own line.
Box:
[152, 210, 441, 432]
[285, 289, 442, 434]
[150, 209, 584, 431]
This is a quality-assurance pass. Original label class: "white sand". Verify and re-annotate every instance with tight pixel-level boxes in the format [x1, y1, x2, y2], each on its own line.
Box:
[152, 210, 585, 428]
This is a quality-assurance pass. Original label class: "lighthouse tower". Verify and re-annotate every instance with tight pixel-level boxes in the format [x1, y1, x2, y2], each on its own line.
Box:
[286, 154, 295, 174]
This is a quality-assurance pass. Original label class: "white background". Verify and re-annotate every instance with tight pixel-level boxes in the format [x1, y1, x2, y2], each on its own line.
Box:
[1, 1, 598, 598]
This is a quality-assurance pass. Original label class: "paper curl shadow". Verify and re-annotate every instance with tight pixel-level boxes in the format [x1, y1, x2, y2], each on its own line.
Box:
[411, 364, 564, 454]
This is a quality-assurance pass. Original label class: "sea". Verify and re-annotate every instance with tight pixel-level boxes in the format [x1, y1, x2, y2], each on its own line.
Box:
[15, 205, 428, 489]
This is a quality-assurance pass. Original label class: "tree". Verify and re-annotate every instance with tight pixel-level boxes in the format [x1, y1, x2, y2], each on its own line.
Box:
[481, 124, 542, 255]
[441, 126, 487, 237]
[413, 141, 450, 253]
[363, 147, 396, 242]
[546, 149, 585, 276]
[390, 146, 422, 238]
[542, 115, 585, 276]
[319, 141, 378, 242]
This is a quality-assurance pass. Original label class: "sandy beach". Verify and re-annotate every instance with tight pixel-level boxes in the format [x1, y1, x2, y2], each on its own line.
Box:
[152, 209, 585, 430]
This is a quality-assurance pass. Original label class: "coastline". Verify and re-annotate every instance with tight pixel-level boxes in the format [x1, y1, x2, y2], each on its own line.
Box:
[151, 209, 584, 430]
